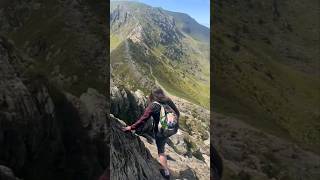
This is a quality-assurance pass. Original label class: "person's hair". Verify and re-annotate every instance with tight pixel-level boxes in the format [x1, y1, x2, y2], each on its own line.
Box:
[149, 87, 170, 103]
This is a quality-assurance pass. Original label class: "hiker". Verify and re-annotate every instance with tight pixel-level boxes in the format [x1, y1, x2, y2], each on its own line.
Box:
[122, 87, 180, 179]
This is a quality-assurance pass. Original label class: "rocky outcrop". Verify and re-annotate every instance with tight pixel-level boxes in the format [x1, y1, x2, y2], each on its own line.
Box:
[110, 115, 164, 180]
[110, 82, 147, 124]
[110, 1, 182, 47]
[0, 37, 108, 180]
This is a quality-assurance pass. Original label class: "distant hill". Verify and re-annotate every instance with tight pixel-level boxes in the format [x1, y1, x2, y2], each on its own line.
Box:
[165, 10, 210, 42]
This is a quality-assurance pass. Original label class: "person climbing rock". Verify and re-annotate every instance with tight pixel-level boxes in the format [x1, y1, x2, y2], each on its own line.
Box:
[122, 87, 180, 179]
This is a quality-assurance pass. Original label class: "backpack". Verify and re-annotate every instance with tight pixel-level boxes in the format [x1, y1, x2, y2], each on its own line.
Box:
[153, 101, 179, 137]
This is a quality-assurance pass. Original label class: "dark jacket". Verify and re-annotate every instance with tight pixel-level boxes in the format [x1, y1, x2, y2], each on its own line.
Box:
[130, 99, 180, 133]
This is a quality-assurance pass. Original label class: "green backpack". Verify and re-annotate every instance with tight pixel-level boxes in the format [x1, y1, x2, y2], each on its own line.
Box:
[153, 101, 179, 137]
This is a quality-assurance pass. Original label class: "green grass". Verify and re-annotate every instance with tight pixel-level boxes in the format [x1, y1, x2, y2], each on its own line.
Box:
[110, 41, 155, 92]
[111, 39, 210, 108]
[5, 0, 106, 97]
[110, 34, 121, 50]
[152, 59, 210, 108]
[212, 24, 320, 152]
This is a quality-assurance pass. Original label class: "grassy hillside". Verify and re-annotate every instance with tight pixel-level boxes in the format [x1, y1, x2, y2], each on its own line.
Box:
[212, 0, 320, 151]
[111, 39, 210, 107]
[0, 0, 107, 96]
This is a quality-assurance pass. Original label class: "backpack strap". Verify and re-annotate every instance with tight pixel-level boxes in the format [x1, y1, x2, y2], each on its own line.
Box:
[152, 101, 164, 116]
[152, 101, 166, 123]
[151, 101, 162, 131]
[152, 101, 161, 105]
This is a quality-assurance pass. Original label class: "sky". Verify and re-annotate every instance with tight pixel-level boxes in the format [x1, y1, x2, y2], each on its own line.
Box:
[111, 0, 210, 28]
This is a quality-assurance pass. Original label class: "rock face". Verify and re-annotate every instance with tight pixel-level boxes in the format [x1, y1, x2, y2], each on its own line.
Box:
[110, 82, 147, 124]
[110, 115, 164, 180]
[0, 37, 108, 180]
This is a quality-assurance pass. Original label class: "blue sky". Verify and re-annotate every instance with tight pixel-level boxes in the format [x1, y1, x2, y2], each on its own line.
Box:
[111, 0, 210, 28]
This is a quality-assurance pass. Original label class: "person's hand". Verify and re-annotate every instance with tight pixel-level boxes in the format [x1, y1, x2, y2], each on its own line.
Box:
[122, 126, 132, 132]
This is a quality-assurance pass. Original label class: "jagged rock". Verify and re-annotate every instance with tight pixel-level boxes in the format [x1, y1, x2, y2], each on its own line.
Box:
[167, 130, 188, 155]
[110, 115, 164, 180]
[110, 84, 147, 124]
[80, 88, 108, 138]
[178, 168, 198, 180]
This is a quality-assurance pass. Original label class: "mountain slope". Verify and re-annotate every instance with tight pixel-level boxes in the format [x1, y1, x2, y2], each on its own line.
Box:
[165, 10, 210, 43]
[0, 0, 107, 96]
[110, 1, 210, 108]
[212, 0, 320, 153]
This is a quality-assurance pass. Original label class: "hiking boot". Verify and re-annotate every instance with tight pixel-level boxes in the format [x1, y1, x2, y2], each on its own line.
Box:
[160, 169, 170, 180]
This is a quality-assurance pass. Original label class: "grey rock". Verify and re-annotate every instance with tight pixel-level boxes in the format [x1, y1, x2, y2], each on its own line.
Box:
[110, 84, 147, 124]
[110, 115, 164, 180]
[168, 131, 188, 155]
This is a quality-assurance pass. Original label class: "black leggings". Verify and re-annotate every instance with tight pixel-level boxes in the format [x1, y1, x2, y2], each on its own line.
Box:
[155, 133, 168, 154]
